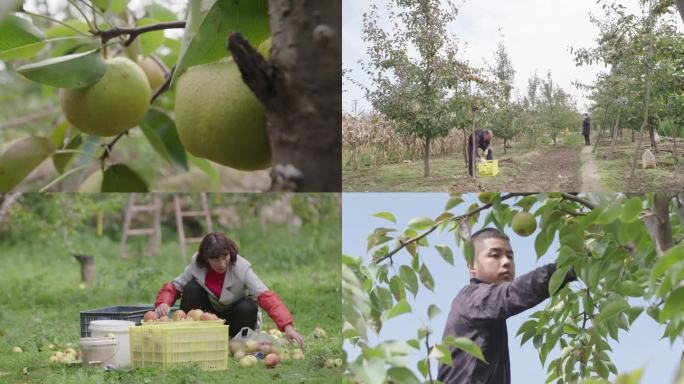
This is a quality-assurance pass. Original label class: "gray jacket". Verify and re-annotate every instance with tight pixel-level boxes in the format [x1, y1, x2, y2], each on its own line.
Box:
[437, 264, 573, 384]
[171, 253, 269, 313]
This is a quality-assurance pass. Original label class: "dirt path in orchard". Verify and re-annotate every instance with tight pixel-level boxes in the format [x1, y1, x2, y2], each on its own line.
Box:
[449, 146, 584, 192]
[580, 145, 606, 191]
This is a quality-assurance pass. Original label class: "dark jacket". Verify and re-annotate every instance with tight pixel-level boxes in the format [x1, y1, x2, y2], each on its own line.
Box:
[468, 129, 491, 152]
[582, 117, 590, 136]
[437, 264, 575, 384]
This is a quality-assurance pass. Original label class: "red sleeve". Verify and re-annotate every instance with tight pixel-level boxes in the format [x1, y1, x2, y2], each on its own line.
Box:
[257, 290, 294, 331]
[155, 283, 180, 308]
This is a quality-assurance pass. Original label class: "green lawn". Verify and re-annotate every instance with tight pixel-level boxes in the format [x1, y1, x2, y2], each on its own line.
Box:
[0, 217, 341, 383]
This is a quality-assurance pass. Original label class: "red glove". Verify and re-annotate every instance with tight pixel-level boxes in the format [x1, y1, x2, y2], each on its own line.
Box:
[258, 291, 294, 331]
[155, 283, 180, 308]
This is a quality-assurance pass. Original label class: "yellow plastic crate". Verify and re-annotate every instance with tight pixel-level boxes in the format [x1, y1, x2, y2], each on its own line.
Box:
[478, 160, 499, 177]
[129, 321, 229, 370]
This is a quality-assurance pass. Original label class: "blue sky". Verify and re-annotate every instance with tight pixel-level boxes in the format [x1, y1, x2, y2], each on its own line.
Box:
[342, 192, 682, 383]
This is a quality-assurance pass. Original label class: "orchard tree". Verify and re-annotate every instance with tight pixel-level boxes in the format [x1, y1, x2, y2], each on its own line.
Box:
[574, 0, 684, 185]
[0, 0, 340, 192]
[343, 192, 684, 383]
[484, 38, 516, 153]
[359, 0, 467, 177]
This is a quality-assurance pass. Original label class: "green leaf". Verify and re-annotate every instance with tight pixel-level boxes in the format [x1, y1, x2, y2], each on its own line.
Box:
[535, 229, 554, 259]
[137, 18, 165, 55]
[596, 203, 621, 224]
[171, 0, 269, 87]
[407, 216, 435, 230]
[435, 244, 454, 265]
[52, 134, 82, 174]
[0, 40, 44, 60]
[383, 300, 411, 320]
[102, 164, 149, 192]
[0, 136, 55, 192]
[0, 13, 43, 52]
[660, 286, 684, 322]
[375, 286, 393, 311]
[45, 19, 90, 38]
[548, 266, 569, 296]
[618, 220, 642, 245]
[187, 153, 220, 186]
[350, 358, 386, 384]
[429, 343, 454, 366]
[139, 108, 188, 170]
[596, 298, 630, 323]
[428, 304, 442, 320]
[417, 358, 429, 378]
[621, 197, 643, 223]
[516, 319, 537, 336]
[445, 195, 463, 210]
[419, 263, 434, 291]
[651, 245, 684, 280]
[110, 0, 130, 14]
[463, 241, 474, 266]
[400, 265, 419, 297]
[389, 275, 405, 302]
[371, 211, 396, 223]
[443, 336, 487, 363]
[145, 3, 178, 22]
[387, 367, 420, 384]
[16, 50, 106, 89]
[407, 339, 421, 350]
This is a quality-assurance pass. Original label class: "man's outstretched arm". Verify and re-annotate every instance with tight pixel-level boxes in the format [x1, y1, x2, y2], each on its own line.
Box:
[466, 264, 576, 321]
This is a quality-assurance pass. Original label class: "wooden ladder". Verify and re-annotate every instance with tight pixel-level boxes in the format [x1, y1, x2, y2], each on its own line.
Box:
[174, 193, 213, 261]
[120, 193, 162, 259]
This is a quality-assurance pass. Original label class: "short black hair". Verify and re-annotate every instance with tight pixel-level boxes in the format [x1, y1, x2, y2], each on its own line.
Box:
[468, 228, 510, 266]
[195, 233, 238, 268]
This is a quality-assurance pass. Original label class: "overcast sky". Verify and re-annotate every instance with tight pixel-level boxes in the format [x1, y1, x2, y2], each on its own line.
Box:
[343, 192, 681, 383]
[342, 0, 684, 115]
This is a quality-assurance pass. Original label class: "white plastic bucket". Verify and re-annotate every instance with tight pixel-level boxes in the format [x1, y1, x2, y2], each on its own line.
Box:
[80, 337, 118, 369]
[89, 320, 135, 368]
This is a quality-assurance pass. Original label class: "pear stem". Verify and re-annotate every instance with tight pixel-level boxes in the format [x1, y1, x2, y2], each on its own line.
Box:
[97, 21, 186, 46]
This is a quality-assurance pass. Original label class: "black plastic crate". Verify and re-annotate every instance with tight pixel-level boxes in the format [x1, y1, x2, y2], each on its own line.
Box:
[80, 305, 154, 337]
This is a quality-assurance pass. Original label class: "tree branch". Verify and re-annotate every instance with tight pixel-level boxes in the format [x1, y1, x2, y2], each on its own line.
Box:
[374, 193, 535, 264]
[560, 193, 596, 210]
[425, 330, 434, 384]
[96, 21, 186, 46]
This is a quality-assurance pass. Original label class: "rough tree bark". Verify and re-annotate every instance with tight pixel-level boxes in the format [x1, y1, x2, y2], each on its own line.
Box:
[228, 0, 341, 192]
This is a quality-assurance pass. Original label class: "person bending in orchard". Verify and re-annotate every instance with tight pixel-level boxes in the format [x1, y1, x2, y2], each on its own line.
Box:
[437, 228, 576, 384]
[154, 232, 305, 348]
[467, 129, 494, 177]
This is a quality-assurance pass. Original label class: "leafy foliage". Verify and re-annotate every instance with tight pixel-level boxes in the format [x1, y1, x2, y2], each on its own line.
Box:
[343, 192, 684, 383]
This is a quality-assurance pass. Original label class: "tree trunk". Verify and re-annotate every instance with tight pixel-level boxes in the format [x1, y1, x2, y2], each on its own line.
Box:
[423, 136, 431, 177]
[628, 3, 654, 188]
[677, 0, 684, 24]
[461, 129, 468, 167]
[610, 113, 620, 153]
[642, 193, 673, 256]
[649, 125, 657, 153]
[73, 254, 96, 283]
[503, 138, 508, 153]
[228, 0, 341, 191]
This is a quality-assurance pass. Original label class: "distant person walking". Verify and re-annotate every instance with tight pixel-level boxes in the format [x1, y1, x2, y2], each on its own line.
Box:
[466, 129, 493, 177]
[582, 113, 591, 146]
